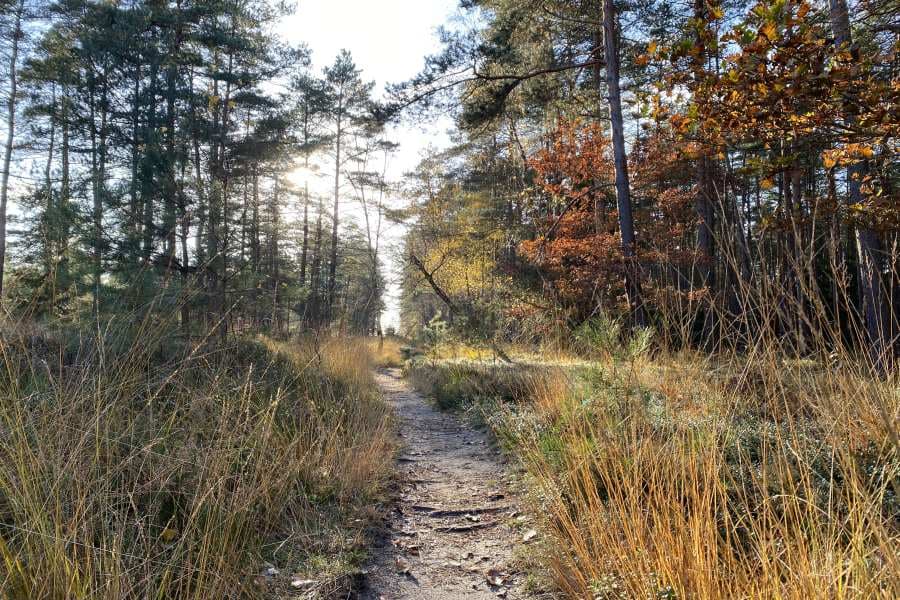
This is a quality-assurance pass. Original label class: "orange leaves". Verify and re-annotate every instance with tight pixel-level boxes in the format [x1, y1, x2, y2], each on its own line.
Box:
[529, 119, 614, 196]
[522, 120, 698, 314]
[667, 0, 895, 197]
[854, 145, 876, 159]
[636, 40, 659, 66]
[670, 113, 692, 134]
[758, 22, 777, 43]
[822, 145, 877, 170]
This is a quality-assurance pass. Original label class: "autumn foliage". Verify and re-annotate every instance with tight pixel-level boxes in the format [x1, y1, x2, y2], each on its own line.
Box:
[521, 120, 697, 319]
[515, 0, 897, 357]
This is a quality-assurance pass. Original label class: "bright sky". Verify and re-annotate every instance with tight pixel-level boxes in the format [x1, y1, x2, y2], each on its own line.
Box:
[278, 0, 457, 331]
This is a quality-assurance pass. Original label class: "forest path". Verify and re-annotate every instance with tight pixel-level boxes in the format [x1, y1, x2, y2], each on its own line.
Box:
[361, 368, 532, 600]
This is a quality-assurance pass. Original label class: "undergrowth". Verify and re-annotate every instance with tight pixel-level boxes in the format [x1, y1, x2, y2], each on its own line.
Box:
[0, 319, 394, 599]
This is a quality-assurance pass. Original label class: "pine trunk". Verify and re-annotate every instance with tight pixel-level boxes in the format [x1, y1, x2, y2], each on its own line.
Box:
[328, 97, 343, 315]
[0, 0, 24, 300]
[602, 0, 646, 328]
[828, 0, 890, 371]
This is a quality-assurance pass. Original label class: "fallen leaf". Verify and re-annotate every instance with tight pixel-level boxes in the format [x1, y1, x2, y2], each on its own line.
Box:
[485, 568, 505, 587]
[394, 556, 410, 575]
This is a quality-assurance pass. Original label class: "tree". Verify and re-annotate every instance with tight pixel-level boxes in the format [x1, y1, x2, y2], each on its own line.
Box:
[322, 50, 373, 317]
[348, 129, 396, 333]
[395, 0, 898, 366]
[827, 0, 891, 371]
[0, 0, 26, 300]
[602, 0, 646, 328]
[289, 69, 325, 290]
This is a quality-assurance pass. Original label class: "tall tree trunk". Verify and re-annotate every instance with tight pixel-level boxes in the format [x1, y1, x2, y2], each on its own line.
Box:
[299, 105, 311, 288]
[207, 54, 224, 337]
[250, 166, 260, 327]
[98, 73, 109, 308]
[300, 180, 309, 285]
[188, 68, 206, 268]
[271, 175, 281, 332]
[207, 41, 234, 341]
[88, 71, 107, 316]
[328, 95, 343, 315]
[142, 58, 159, 261]
[179, 141, 191, 334]
[43, 86, 56, 304]
[0, 0, 24, 300]
[164, 24, 180, 264]
[692, 0, 717, 343]
[310, 194, 325, 323]
[44, 86, 55, 192]
[696, 154, 717, 340]
[59, 85, 70, 292]
[828, 0, 890, 370]
[251, 167, 260, 274]
[131, 65, 141, 251]
[602, 0, 646, 327]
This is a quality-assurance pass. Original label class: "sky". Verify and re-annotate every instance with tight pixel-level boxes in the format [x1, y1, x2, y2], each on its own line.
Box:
[277, 0, 458, 331]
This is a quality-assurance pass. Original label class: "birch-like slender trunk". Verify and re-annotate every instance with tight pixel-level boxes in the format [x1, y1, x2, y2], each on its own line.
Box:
[328, 89, 344, 314]
[0, 0, 24, 300]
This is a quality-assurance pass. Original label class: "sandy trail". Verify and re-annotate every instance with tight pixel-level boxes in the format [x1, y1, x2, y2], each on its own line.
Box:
[361, 368, 532, 599]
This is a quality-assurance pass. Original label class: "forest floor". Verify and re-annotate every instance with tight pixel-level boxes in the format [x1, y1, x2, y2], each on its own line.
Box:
[360, 368, 536, 600]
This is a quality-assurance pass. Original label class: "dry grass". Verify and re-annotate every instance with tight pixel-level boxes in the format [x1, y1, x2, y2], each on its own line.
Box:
[0, 320, 394, 599]
[408, 349, 899, 599]
[423, 339, 584, 365]
[360, 335, 406, 369]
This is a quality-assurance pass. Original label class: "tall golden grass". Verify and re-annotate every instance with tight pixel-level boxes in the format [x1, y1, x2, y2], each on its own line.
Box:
[360, 335, 406, 369]
[0, 320, 393, 598]
[408, 347, 898, 598]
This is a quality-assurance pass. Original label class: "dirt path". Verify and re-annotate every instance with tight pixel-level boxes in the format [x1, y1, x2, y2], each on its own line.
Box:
[361, 369, 532, 599]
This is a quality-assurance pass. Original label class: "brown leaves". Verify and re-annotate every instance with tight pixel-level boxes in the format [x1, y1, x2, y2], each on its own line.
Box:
[521, 118, 699, 315]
